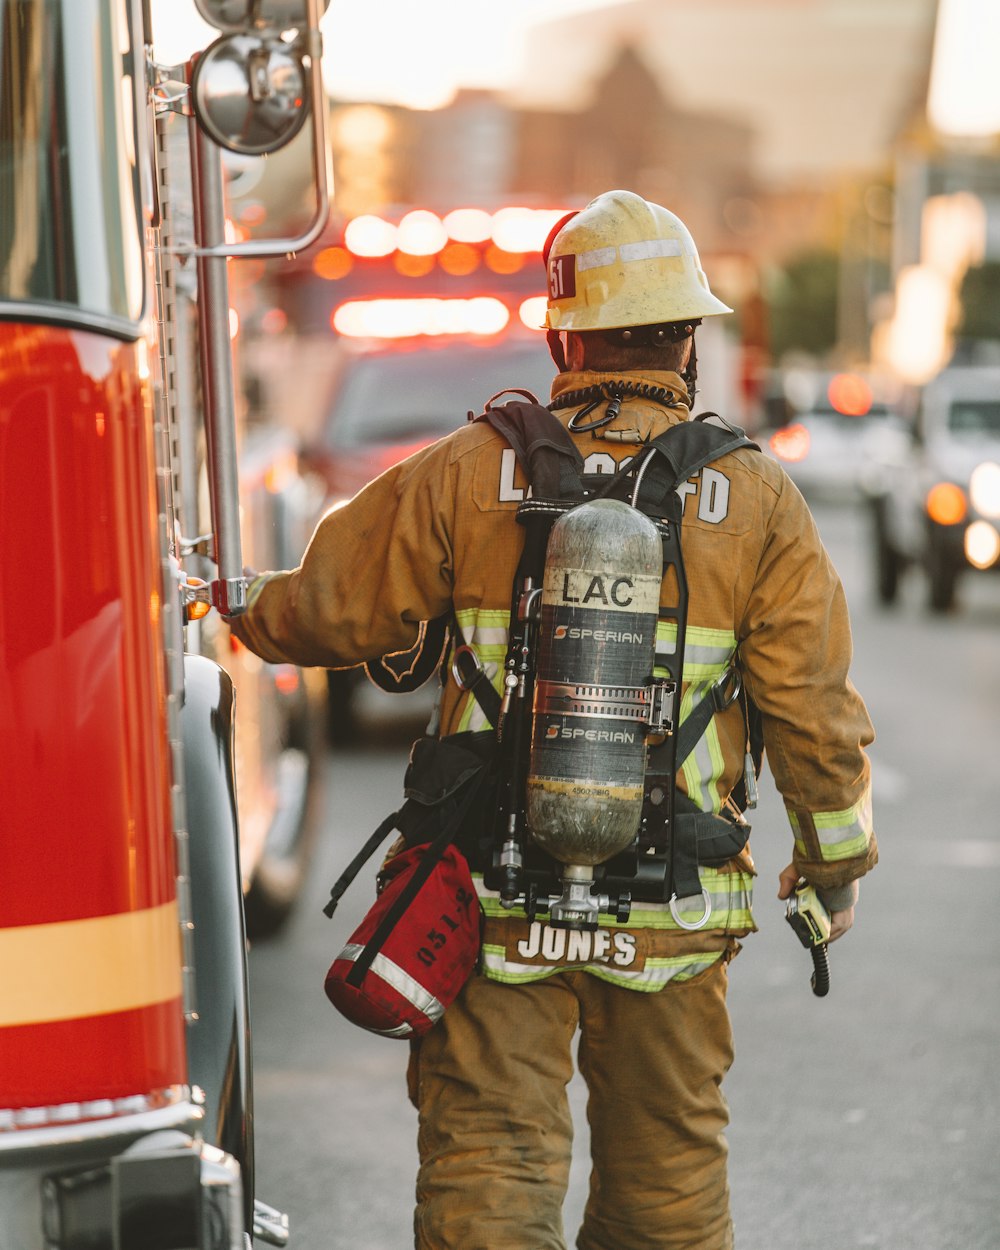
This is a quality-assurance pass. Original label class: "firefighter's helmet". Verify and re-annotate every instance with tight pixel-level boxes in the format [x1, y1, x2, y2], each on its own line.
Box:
[544, 190, 732, 333]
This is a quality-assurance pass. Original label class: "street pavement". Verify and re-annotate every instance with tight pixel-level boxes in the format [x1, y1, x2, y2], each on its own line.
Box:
[248, 500, 1000, 1250]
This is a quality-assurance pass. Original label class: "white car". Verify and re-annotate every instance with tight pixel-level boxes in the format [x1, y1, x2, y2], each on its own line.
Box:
[765, 393, 910, 503]
[867, 366, 1000, 611]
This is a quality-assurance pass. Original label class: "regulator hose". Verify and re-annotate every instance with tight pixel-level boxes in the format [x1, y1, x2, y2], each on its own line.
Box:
[810, 943, 831, 998]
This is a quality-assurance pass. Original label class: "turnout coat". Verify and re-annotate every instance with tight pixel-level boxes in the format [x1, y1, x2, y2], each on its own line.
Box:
[230, 367, 877, 989]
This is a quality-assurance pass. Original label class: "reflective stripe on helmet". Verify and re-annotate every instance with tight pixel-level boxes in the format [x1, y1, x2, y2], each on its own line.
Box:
[544, 190, 732, 331]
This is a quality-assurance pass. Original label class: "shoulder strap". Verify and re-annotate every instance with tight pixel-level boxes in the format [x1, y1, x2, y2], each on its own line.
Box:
[592, 419, 758, 517]
[474, 398, 585, 502]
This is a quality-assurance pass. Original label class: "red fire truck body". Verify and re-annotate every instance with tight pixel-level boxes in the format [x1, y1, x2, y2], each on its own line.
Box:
[0, 1, 329, 1245]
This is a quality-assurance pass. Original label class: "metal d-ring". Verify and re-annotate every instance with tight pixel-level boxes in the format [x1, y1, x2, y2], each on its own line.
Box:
[710, 665, 742, 712]
[669, 889, 713, 931]
[451, 644, 484, 691]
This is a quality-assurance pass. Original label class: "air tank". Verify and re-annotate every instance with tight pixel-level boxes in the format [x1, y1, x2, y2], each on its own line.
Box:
[526, 498, 662, 866]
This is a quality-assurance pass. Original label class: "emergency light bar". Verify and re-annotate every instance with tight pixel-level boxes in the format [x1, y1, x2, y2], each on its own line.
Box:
[332, 295, 549, 340]
[318, 206, 572, 339]
[341, 206, 571, 258]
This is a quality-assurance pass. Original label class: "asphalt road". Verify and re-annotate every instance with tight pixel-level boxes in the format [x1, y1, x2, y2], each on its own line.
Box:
[247, 499, 1000, 1250]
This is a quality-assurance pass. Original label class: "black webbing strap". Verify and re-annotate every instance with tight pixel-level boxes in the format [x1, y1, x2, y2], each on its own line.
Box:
[591, 421, 758, 515]
[322, 808, 407, 919]
[345, 766, 489, 987]
[452, 643, 503, 727]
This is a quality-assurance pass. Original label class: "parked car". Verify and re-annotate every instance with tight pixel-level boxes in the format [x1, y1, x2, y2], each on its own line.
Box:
[866, 366, 1000, 611]
[302, 333, 557, 739]
[764, 372, 910, 502]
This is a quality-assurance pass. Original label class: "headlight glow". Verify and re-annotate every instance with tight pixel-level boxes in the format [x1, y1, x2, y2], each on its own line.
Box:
[969, 461, 1000, 518]
[965, 520, 1000, 569]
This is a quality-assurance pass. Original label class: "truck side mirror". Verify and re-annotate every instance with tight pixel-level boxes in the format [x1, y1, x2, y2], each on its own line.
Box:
[194, 0, 330, 32]
[191, 31, 308, 156]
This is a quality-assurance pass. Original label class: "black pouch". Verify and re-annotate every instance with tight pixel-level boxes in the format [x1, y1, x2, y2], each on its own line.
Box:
[322, 730, 498, 920]
[671, 792, 751, 900]
[394, 731, 499, 857]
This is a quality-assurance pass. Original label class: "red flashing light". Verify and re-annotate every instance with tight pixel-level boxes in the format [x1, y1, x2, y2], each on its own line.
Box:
[827, 373, 872, 416]
[485, 245, 524, 275]
[332, 296, 511, 339]
[313, 245, 353, 281]
[397, 210, 448, 256]
[394, 252, 436, 277]
[769, 422, 810, 463]
[439, 242, 480, 276]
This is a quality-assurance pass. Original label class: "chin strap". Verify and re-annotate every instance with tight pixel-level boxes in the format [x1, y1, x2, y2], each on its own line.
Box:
[681, 336, 698, 409]
[546, 328, 566, 372]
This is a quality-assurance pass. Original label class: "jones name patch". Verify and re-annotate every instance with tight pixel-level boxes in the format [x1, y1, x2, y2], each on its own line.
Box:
[508, 921, 644, 968]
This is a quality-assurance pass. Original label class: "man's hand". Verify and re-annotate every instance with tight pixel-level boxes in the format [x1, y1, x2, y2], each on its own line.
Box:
[777, 863, 858, 944]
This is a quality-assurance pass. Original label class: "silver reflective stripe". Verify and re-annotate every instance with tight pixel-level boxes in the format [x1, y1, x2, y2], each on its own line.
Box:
[577, 245, 617, 272]
[619, 238, 685, 262]
[339, 943, 444, 1029]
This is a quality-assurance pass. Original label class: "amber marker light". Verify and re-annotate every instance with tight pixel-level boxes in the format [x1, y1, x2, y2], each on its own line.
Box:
[926, 481, 967, 526]
[184, 577, 212, 620]
[313, 246, 353, 281]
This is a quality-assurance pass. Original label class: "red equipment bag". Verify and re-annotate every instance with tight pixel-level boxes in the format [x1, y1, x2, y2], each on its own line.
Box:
[324, 841, 480, 1038]
[322, 734, 491, 1039]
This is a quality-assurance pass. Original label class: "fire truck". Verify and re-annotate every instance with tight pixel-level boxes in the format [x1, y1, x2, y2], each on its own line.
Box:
[1, 0, 330, 1245]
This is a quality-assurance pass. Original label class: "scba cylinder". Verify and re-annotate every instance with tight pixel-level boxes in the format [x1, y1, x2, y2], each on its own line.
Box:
[526, 499, 662, 865]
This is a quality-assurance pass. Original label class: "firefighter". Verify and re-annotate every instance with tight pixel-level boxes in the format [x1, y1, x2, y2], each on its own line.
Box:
[229, 189, 877, 1250]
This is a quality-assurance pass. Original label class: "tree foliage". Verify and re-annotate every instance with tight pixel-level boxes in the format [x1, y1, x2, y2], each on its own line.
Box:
[766, 249, 840, 362]
[956, 262, 1000, 342]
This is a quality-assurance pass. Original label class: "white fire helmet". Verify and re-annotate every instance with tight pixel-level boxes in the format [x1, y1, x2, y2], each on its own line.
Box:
[544, 190, 732, 333]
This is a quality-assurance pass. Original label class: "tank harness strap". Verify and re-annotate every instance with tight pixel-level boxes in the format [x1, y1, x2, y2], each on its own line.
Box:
[452, 639, 503, 727]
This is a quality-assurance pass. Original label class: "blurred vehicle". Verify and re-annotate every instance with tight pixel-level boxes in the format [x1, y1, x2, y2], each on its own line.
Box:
[867, 366, 1000, 611]
[302, 332, 557, 740]
[764, 371, 911, 502]
[306, 335, 558, 504]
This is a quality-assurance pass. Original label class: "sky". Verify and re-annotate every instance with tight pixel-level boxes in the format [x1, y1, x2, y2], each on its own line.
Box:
[152, 0, 1000, 134]
[151, 0, 630, 110]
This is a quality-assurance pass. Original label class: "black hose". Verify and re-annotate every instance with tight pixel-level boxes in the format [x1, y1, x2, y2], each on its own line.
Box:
[810, 944, 831, 997]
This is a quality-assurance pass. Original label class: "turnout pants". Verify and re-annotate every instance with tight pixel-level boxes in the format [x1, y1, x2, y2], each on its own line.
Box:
[408, 961, 736, 1250]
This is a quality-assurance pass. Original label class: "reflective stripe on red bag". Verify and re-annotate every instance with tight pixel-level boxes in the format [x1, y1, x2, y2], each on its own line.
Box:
[324, 842, 481, 1039]
[328, 944, 445, 1038]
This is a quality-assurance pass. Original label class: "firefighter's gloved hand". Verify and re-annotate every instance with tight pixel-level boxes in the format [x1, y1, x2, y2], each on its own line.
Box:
[777, 864, 859, 944]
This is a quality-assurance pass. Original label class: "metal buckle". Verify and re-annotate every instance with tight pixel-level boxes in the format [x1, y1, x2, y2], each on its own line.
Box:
[645, 679, 676, 735]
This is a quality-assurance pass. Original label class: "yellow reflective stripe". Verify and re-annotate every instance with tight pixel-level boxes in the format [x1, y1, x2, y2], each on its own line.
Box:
[479, 946, 726, 989]
[655, 623, 736, 680]
[0, 902, 183, 1028]
[677, 680, 726, 812]
[475, 869, 753, 934]
[453, 608, 510, 731]
[790, 788, 874, 863]
[245, 572, 277, 610]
